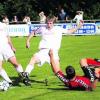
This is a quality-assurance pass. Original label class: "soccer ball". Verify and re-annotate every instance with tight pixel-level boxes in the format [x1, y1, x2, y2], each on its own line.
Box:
[0, 80, 10, 91]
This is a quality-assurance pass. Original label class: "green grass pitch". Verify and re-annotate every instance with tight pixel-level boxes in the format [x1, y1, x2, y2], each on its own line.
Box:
[0, 35, 100, 100]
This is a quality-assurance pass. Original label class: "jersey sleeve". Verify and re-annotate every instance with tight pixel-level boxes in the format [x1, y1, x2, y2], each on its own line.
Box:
[34, 26, 45, 34]
[56, 71, 69, 85]
[73, 15, 78, 20]
[3, 23, 9, 36]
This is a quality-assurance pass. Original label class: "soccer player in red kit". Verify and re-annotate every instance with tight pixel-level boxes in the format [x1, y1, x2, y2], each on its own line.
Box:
[56, 66, 92, 90]
[49, 49, 100, 91]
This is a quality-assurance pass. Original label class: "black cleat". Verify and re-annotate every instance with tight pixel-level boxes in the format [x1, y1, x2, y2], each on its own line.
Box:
[94, 58, 100, 62]
[20, 72, 31, 86]
[19, 72, 26, 79]
[9, 82, 13, 86]
[23, 78, 31, 86]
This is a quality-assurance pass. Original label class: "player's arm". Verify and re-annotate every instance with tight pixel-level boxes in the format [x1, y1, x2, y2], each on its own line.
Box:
[73, 15, 77, 21]
[26, 30, 35, 48]
[7, 36, 16, 53]
[49, 49, 69, 85]
[67, 21, 83, 34]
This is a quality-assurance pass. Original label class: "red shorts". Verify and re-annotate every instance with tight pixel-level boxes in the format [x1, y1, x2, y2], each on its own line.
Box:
[86, 58, 100, 67]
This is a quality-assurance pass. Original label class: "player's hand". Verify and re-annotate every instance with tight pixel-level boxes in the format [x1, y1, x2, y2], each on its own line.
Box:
[26, 41, 30, 48]
[86, 86, 93, 91]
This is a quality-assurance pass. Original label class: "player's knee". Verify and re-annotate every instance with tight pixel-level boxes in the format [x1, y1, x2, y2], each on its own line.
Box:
[8, 57, 19, 66]
[49, 49, 53, 56]
[13, 63, 20, 68]
[30, 56, 38, 65]
[10, 60, 19, 67]
[80, 58, 87, 67]
[95, 68, 100, 78]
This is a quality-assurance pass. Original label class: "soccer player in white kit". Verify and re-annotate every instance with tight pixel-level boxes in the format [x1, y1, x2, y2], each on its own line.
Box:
[22, 17, 83, 85]
[73, 11, 84, 25]
[0, 22, 23, 85]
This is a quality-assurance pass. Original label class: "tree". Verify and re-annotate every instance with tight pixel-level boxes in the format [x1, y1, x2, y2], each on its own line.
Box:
[0, 3, 5, 20]
[0, 0, 100, 21]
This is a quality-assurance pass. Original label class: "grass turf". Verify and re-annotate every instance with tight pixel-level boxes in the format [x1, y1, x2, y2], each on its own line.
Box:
[0, 35, 100, 100]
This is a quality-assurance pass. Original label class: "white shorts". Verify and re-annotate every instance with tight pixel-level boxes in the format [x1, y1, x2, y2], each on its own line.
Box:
[0, 44, 15, 61]
[34, 49, 59, 66]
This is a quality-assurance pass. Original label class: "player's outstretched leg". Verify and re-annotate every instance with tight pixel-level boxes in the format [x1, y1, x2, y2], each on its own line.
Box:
[21, 56, 37, 86]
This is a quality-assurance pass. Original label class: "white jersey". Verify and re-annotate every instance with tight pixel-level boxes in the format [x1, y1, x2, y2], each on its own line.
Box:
[40, 15, 46, 23]
[73, 14, 83, 25]
[35, 26, 68, 50]
[0, 22, 8, 47]
[73, 14, 83, 21]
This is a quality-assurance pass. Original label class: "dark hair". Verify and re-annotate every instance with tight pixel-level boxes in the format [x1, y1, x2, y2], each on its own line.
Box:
[65, 65, 76, 80]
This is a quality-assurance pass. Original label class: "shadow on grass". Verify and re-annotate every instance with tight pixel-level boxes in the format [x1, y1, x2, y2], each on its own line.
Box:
[21, 91, 55, 100]
[47, 87, 86, 91]
[30, 79, 45, 84]
[47, 87, 69, 91]
[20, 87, 75, 100]
[10, 76, 23, 86]
[10, 76, 46, 86]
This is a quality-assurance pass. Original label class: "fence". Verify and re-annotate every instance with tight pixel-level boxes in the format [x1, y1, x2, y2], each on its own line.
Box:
[7, 20, 100, 36]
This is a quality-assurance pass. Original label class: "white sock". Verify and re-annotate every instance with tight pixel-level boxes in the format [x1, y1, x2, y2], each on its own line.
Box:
[25, 64, 34, 74]
[0, 69, 12, 83]
[15, 64, 23, 73]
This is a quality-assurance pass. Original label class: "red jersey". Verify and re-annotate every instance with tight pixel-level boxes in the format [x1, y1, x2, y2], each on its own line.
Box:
[86, 58, 100, 67]
[56, 71, 92, 90]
